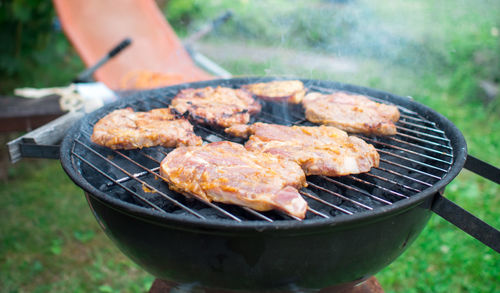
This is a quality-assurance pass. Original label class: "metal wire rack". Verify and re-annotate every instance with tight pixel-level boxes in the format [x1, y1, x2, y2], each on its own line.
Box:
[70, 84, 454, 222]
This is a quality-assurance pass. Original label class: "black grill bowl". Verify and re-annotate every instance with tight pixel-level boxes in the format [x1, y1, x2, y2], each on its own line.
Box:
[85, 191, 432, 290]
[60, 77, 468, 291]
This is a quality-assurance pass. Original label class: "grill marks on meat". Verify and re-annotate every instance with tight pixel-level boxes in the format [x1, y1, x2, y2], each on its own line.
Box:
[170, 86, 261, 128]
[303, 92, 400, 135]
[160, 141, 308, 219]
[91, 107, 202, 149]
[225, 123, 379, 176]
[242, 80, 306, 104]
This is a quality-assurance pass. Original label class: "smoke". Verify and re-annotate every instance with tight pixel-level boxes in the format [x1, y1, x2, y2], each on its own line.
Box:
[190, 0, 499, 94]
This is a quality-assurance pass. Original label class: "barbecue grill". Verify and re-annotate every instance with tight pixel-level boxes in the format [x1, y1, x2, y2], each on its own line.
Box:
[55, 77, 498, 291]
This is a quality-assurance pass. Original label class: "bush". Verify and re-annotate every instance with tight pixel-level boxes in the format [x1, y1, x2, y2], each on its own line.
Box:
[0, 1, 83, 93]
[162, 0, 204, 36]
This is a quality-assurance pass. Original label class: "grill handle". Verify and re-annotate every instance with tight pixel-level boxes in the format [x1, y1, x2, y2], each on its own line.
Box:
[463, 154, 500, 184]
[7, 111, 84, 163]
[431, 154, 499, 253]
[431, 195, 499, 253]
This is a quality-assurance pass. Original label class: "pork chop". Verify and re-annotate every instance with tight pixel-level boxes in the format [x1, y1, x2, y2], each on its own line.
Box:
[170, 86, 261, 128]
[160, 141, 308, 219]
[225, 123, 379, 176]
[303, 92, 400, 135]
[242, 80, 306, 104]
[91, 107, 202, 149]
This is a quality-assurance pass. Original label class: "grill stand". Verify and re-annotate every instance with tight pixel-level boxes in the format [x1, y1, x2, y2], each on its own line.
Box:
[149, 276, 384, 293]
[431, 193, 500, 253]
[429, 154, 500, 253]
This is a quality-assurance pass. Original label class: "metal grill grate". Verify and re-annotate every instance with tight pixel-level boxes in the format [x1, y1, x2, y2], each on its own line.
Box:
[69, 82, 454, 222]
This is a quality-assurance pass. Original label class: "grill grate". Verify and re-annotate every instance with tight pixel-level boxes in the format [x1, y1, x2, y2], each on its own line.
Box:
[70, 82, 454, 222]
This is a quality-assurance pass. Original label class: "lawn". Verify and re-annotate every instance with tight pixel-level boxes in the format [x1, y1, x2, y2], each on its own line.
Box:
[1, 0, 499, 292]
[0, 160, 154, 293]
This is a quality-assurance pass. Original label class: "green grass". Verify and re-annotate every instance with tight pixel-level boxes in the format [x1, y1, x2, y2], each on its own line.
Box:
[379, 172, 499, 293]
[1, 0, 499, 292]
[0, 160, 154, 292]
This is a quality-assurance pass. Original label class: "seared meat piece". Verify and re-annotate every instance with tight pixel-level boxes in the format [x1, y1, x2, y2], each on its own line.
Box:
[170, 86, 261, 128]
[303, 92, 400, 135]
[226, 123, 379, 176]
[160, 141, 308, 219]
[91, 107, 202, 149]
[242, 80, 306, 104]
[224, 123, 253, 138]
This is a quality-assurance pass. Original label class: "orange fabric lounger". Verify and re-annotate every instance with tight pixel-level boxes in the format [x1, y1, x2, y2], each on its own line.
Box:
[53, 0, 212, 89]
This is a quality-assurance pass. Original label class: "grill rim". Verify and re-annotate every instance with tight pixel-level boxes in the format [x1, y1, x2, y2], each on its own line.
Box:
[60, 77, 468, 232]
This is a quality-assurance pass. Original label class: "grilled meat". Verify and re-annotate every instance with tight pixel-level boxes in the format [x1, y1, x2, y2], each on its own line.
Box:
[224, 123, 253, 138]
[303, 92, 400, 135]
[242, 80, 306, 104]
[170, 86, 261, 128]
[160, 141, 308, 219]
[225, 123, 379, 176]
[91, 107, 202, 149]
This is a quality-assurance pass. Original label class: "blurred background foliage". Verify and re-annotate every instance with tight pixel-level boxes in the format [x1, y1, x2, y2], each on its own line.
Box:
[0, 0, 83, 93]
[1, 0, 499, 105]
[164, 0, 500, 105]
[1, 0, 499, 292]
